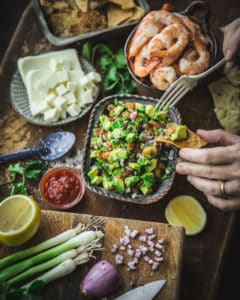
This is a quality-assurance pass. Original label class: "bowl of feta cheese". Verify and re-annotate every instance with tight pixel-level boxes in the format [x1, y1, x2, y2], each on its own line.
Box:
[10, 48, 101, 126]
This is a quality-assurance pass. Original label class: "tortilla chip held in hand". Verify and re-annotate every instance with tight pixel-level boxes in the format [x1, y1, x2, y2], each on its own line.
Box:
[155, 124, 208, 149]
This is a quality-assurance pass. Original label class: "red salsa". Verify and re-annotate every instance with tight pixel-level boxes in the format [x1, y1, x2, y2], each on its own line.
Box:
[40, 167, 83, 208]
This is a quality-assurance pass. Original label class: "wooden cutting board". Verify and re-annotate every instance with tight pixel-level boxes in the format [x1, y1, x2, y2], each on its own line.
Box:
[0, 210, 184, 300]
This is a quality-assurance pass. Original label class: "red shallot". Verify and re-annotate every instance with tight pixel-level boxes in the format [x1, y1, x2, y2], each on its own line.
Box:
[80, 260, 122, 297]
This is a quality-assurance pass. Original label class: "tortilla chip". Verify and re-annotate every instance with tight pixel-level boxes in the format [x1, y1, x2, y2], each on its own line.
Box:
[107, 4, 133, 27]
[123, 6, 145, 23]
[89, 0, 108, 9]
[108, 0, 136, 9]
[74, 0, 88, 12]
[155, 127, 208, 149]
[224, 66, 240, 87]
[208, 74, 240, 134]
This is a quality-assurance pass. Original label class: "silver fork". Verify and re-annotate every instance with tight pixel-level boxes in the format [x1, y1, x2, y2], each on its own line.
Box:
[156, 58, 226, 110]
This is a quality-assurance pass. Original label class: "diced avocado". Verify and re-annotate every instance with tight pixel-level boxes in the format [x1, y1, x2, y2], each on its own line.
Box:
[145, 105, 156, 118]
[142, 146, 157, 156]
[122, 110, 130, 120]
[128, 162, 141, 171]
[87, 166, 99, 180]
[109, 148, 128, 162]
[111, 119, 124, 129]
[141, 173, 155, 188]
[139, 184, 152, 196]
[125, 176, 140, 187]
[145, 159, 158, 172]
[112, 167, 123, 176]
[137, 157, 150, 167]
[109, 162, 119, 171]
[99, 115, 111, 131]
[90, 137, 102, 148]
[113, 178, 125, 193]
[112, 128, 125, 139]
[170, 125, 188, 141]
[135, 103, 145, 113]
[126, 133, 136, 143]
[91, 176, 102, 185]
[102, 177, 113, 190]
[152, 111, 168, 121]
[90, 150, 100, 158]
[139, 132, 147, 141]
[114, 105, 124, 116]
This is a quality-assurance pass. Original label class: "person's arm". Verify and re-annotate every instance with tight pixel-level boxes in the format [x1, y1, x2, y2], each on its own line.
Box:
[223, 18, 240, 68]
[176, 129, 240, 211]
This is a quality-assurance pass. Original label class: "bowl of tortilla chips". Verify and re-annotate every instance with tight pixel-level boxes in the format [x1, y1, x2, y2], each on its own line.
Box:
[33, 0, 149, 46]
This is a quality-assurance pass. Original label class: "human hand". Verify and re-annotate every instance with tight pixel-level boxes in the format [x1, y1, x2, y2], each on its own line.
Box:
[223, 18, 240, 68]
[176, 129, 240, 211]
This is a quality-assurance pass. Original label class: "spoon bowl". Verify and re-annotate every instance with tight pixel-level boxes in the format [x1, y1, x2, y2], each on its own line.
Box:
[0, 131, 76, 164]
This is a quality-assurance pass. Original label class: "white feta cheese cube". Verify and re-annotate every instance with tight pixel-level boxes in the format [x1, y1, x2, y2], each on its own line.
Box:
[79, 89, 94, 107]
[85, 82, 99, 97]
[65, 92, 77, 104]
[79, 75, 90, 87]
[56, 84, 68, 96]
[86, 71, 101, 83]
[67, 104, 81, 117]
[33, 100, 49, 115]
[56, 70, 68, 83]
[61, 110, 67, 120]
[49, 58, 58, 72]
[52, 96, 67, 110]
[66, 81, 77, 93]
[45, 92, 56, 106]
[44, 108, 61, 123]
[47, 74, 58, 89]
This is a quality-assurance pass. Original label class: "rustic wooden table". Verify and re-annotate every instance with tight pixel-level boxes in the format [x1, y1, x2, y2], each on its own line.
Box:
[0, 0, 239, 299]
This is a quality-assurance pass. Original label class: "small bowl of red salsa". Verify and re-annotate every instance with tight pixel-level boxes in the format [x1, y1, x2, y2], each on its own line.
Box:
[40, 167, 85, 210]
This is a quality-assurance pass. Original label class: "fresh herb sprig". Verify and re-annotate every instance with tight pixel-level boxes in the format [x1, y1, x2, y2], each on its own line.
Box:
[82, 42, 136, 94]
[0, 160, 47, 200]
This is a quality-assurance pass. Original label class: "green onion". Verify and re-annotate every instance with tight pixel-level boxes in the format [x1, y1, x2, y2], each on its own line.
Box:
[0, 230, 103, 281]
[0, 224, 85, 270]
[7, 249, 78, 287]
[22, 252, 95, 290]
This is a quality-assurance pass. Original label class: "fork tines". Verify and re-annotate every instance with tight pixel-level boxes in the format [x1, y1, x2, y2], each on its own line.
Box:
[156, 77, 191, 110]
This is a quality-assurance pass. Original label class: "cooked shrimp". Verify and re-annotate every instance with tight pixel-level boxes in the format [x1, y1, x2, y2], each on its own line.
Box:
[150, 66, 177, 90]
[133, 44, 160, 78]
[149, 23, 189, 58]
[127, 10, 182, 59]
[179, 39, 210, 75]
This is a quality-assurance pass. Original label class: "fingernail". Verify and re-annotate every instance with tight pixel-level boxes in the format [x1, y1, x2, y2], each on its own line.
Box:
[187, 175, 192, 181]
[176, 163, 184, 172]
[225, 50, 232, 60]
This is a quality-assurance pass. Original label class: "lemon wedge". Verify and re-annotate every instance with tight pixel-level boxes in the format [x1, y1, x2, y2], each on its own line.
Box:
[165, 195, 207, 236]
[0, 195, 41, 247]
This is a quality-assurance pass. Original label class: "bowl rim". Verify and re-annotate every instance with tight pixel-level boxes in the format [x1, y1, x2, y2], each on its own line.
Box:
[39, 166, 85, 210]
[82, 94, 181, 205]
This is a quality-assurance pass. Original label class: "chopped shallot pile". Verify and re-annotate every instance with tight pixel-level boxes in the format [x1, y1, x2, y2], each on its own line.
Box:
[111, 226, 167, 271]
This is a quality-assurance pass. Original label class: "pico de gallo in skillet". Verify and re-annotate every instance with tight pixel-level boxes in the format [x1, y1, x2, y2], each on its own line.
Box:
[87, 99, 184, 196]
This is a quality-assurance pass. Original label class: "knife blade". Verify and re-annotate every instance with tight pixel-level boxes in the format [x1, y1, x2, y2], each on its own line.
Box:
[114, 279, 166, 300]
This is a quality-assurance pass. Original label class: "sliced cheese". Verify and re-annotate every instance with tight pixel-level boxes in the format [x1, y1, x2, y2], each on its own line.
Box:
[18, 49, 82, 85]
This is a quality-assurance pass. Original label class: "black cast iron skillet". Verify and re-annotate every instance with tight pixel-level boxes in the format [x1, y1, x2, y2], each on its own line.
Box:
[124, 1, 218, 92]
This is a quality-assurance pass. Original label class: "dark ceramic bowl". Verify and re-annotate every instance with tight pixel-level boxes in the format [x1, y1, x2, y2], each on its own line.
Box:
[82, 94, 181, 205]
[124, 1, 218, 93]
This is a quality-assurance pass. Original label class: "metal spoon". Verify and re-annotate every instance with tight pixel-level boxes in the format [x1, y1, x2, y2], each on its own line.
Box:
[0, 131, 76, 164]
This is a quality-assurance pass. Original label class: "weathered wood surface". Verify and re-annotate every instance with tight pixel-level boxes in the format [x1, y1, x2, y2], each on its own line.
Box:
[0, 210, 184, 299]
[0, 0, 239, 299]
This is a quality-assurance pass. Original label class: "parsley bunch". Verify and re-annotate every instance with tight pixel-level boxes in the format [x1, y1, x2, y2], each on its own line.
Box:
[0, 160, 47, 200]
[82, 42, 136, 94]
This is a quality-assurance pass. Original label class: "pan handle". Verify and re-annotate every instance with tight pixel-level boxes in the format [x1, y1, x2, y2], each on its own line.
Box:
[181, 1, 210, 24]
